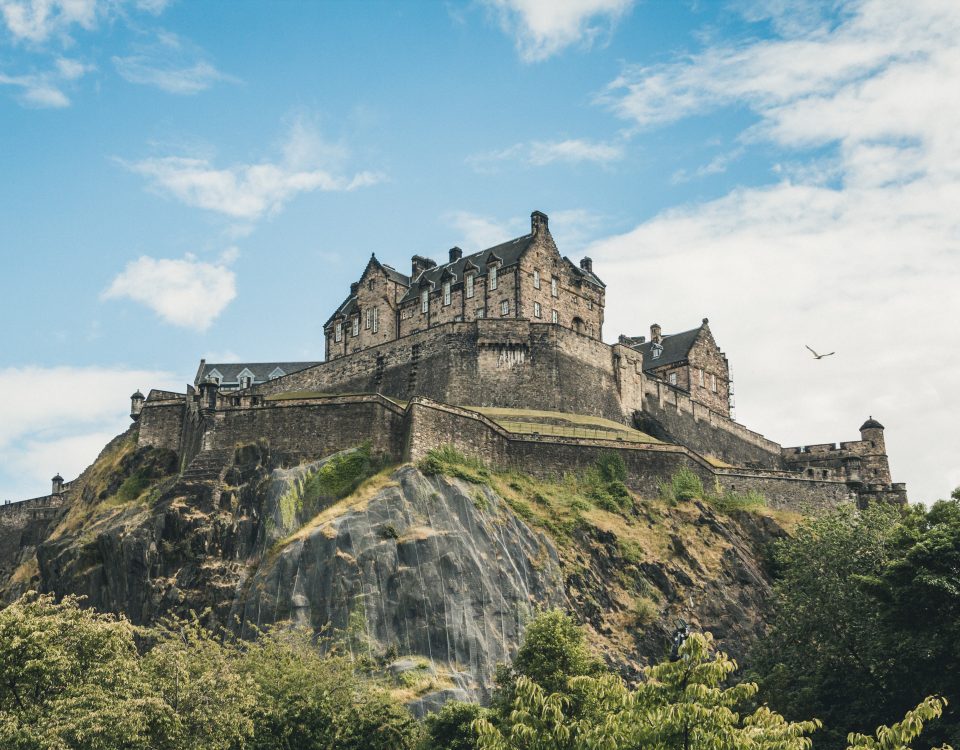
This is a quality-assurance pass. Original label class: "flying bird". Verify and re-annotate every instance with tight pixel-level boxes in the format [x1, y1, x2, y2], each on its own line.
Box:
[805, 345, 835, 360]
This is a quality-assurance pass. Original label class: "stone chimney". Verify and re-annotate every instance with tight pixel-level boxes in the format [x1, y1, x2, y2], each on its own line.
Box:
[449, 247, 463, 263]
[531, 210, 549, 235]
[580, 257, 593, 274]
[350, 282, 359, 296]
[130, 390, 145, 421]
[411, 254, 437, 278]
[650, 323, 662, 344]
[51, 473, 64, 495]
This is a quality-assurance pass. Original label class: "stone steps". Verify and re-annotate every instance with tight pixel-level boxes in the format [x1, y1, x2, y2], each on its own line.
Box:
[180, 449, 233, 485]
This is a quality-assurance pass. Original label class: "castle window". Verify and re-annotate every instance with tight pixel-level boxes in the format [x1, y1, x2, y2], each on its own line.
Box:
[443, 280, 451, 306]
[365, 309, 372, 329]
[372, 306, 379, 333]
[476, 307, 485, 319]
[352, 317, 359, 336]
[466, 273, 474, 298]
[489, 264, 498, 290]
[651, 343, 662, 359]
[421, 289, 429, 314]
[533, 269, 540, 289]
[534, 302, 541, 318]
[551, 309, 558, 324]
[335, 322, 342, 342]
[669, 372, 677, 386]
[711, 374, 717, 392]
[551, 276, 558, 297]
[500, 300, 509, 316]
[588, 299, 593, 310]
[367, 279, 374, 290]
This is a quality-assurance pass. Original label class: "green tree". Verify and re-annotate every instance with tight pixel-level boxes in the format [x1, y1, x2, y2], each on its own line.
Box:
[421, 700, 487, 750]
[475, 632, 820, 750]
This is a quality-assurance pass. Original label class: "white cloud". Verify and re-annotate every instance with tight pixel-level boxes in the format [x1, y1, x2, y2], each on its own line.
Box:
[447, 211, 523, 251]
[102, 252, 237, 329]
[590, 0, 960, 504]
[113, 31, 236, 94]
[485, 0, 634, 62]
[0, 0, 98, 43]
[121, 119, 383, 220]
[0, 56, 92, 107]
[469, 137, 624, 171]
[0, 365, 182, 502]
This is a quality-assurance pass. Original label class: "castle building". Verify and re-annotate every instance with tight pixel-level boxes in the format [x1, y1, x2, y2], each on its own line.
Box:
[322, 211, 605, 360]
[619, 318, 731, 417]
[111, 208, 907, 516]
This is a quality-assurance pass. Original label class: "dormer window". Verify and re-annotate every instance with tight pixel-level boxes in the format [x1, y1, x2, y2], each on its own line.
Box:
[651, 343, 663, 359]
[443, 280, 451, 306]
[489, 264, 498, 290]
[269, 367, 286, 380]
[466, 273, 474, 298]
[238, 368, 255, 389]
[421, 289, 429, 313]
[208, 369, 223, 385]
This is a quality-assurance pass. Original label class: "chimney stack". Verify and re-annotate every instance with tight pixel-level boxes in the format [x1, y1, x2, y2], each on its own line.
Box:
[411, 254, 437, 278]
[650, 323, 662, 344]
[350, 282, 359, 296]
[580, 257, 593, 273]
[531, 210, 548, 234]
[449, 247, 463, 263]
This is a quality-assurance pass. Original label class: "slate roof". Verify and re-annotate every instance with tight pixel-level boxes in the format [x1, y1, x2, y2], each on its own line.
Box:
[397, 233, 536, 304]
[564, 257, 606, 288]
[629, 327, 703, 371]
[860, 417, 885, 431]
[195, 361, 321, 387]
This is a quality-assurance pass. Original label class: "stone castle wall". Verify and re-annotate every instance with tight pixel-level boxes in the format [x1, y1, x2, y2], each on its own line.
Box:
[250, 320, 642, 423]
[637, 379, 784, 469]
[0, 493, 65, 583]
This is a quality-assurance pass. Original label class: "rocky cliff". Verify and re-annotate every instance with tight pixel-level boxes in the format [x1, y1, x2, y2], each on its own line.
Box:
[0, 427, 792, 710]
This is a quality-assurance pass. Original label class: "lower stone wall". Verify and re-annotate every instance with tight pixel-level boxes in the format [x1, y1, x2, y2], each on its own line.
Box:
[139, 399, 186, 453]
[638, 381, 784, 470]
[202, 395, 407, 463]
[0, 494, 64, 583]
[406, 399, 850, 512]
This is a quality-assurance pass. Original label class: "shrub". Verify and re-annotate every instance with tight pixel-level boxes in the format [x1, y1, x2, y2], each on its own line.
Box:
[630, 595, 659, 626]
[659, 467, 704, 503]
[417, 445, 490, 484]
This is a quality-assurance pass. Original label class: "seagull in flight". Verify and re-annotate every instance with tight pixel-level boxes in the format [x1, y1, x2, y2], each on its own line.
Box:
[805, 345, 835, 360]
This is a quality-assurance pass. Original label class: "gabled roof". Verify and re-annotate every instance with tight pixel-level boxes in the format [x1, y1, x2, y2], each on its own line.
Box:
[564, 257, 605, 288]
[362, 253, 410, 287]
[398, 233, 536, 304]
[630, 327, 703, 371]
[195, 361, 321, 386]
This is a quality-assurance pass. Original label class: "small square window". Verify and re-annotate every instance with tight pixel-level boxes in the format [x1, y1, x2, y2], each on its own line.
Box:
[476, 307, 485, 319]
[534, 302, 541, 318]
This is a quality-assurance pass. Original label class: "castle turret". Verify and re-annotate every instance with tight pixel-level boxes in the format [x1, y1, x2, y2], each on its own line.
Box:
[130, 390, 145, 421]
[51, 473, 64, 495]
[858, 416, 891, 484]
[199, 378, 219, 412]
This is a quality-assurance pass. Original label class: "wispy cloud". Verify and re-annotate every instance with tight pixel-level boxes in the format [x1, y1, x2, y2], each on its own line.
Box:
[113, 30, 236, 94]
[121, 118, 384, 220]
[0, 0, 166, 44]
[447, 207, 606, 252]
[591, 0, 960, 504]
[0, 365, 181, 502]
[468, 137, 623, 172]
[484, 0, 634, 62]
[0, 55, 93, 107]
[102, 249, 238, 329]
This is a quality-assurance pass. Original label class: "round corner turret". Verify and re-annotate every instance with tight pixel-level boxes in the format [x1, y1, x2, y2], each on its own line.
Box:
[51, 473, 64, 495]
[130, 390, 145, 421]
[859, 416, 884, 432]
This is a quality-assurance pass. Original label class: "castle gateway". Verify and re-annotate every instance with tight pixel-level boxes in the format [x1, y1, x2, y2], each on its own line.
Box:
[120, 210, 906, 512]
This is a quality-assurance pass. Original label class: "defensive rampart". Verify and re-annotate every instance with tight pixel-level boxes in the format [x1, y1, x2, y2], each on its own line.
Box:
[246, 320, 645, 424]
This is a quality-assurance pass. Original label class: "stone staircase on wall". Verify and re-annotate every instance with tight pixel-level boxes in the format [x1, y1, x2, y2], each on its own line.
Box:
[175, 448, 233, 505]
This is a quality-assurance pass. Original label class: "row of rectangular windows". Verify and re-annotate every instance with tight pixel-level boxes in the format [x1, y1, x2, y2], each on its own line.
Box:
[666, 369, 719, 392]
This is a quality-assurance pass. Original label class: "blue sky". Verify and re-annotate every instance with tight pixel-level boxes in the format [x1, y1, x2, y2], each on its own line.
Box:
[1, 0, 957, 504]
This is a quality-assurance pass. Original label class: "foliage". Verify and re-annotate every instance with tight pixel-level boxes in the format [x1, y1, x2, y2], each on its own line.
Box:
[751, 494, 960, 749]
[302, 442, 380, 508]
[658, 467, 704, 503]
[475, 631, 821, 750]
[709, 488, 766, 513]
[418, 445, 491, 484]
[0, 592, 423, 750]
[421, 700, 487, 750]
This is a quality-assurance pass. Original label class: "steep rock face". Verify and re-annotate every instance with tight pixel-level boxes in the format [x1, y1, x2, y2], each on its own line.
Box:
[4, 434, 789, 706]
